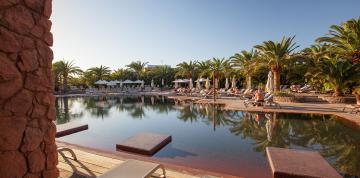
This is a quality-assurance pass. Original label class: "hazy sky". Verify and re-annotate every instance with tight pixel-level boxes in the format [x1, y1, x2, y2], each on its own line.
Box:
[51, 0, 360, 70]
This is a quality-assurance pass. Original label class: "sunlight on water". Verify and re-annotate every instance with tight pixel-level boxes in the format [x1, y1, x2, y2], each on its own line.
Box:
[56, 96, 360, 178]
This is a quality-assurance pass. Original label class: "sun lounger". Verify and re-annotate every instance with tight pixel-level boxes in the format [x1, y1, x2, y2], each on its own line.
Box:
[56, 122, 89, 161]
[237, 89, 254, 99]
[99, 159, 166, 178]
[264, 94, 281, 108]
[244, 94, 280, 108]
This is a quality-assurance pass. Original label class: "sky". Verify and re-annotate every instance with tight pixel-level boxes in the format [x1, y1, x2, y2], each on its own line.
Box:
[51, 0, 360, 70]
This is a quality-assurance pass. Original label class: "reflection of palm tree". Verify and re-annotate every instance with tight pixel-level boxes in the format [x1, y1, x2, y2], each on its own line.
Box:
[128, 106, 146, 119]
[146, 102, 174, 114]
[209, 105, 233, 130]
[83, 97, 110, 119]
[228, 113, 360, 176]
[229, 113, 292, 154]
[177, 104, 198, 123]
[315, 116, 360, 176]
[55, 97, 83, 124]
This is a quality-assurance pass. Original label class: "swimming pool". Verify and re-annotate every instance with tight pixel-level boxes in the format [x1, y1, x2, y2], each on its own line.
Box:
[55, 96, 360, 178]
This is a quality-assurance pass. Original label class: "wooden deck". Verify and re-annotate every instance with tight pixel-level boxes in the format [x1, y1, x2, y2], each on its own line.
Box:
[58, 148, 203, 178]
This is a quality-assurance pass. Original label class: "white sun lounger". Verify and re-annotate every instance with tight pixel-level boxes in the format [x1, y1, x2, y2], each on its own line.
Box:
[99, 159, 166, 178]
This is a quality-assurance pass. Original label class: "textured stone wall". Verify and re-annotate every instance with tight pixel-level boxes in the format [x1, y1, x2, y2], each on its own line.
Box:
[0, 0, 58, 177]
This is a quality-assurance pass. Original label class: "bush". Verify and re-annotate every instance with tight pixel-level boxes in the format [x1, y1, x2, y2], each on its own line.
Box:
[274, 91, 294, 97]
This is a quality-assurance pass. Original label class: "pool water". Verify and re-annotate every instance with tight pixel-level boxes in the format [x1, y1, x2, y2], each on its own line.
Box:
[56, 96, 360, 178]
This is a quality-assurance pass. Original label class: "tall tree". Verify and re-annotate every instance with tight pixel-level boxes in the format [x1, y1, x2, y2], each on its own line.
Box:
[175, 60, 198, 79]
[302, 44, 332, 90]
[310, 57, 360, 96]
[154, 65, 173, 86]
[87, 65, 111, 81]
[52, 61, 63, 91]
[230, 50, 260, 89]
[126, 61, 148, 79]
[208, 58, 230, 101]
[196, 60, 211, 78]
[255, 36, 299, 91]
[317, 17, 360, 63]
[52, 60, 82, 92]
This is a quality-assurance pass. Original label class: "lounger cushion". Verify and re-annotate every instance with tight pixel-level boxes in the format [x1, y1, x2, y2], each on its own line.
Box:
[99, 159, 161, 178]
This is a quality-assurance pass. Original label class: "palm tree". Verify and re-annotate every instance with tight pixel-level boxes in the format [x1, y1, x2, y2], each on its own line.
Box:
[196, 60, 211, 78]
[87, 65, 111, 81]
[302, 44, 332, 90]
[52, 60, 82, 92]
[303, 44, 331, 63]
[311, 57, 360, 96]
[175, 60, 198, 79]
[255, 36, 299, 91]
[126, 61, 148, 79]
[207, 58, 230, 101]
[230, 50, 260, 89]
[52, 62, 63, 91]
[154, 65, 173, 86]
[316, 17, 360, 63]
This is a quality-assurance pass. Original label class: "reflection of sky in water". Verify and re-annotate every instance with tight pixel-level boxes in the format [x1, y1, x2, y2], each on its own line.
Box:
[55, 96, 360, 178]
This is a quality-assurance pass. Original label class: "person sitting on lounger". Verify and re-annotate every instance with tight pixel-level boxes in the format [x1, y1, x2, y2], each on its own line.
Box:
[253, 89, 265, 106]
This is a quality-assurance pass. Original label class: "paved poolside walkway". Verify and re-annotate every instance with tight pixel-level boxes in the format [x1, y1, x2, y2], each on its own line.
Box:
[168, 96, 360, 128]
[57, 142, 240, 178]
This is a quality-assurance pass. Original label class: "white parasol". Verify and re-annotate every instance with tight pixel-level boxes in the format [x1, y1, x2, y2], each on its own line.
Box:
[265, 71, 274, 93]
[225, 78, 229, 89]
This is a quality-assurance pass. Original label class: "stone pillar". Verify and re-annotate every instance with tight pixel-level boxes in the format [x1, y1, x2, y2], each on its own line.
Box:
[0, 0, 58, 177]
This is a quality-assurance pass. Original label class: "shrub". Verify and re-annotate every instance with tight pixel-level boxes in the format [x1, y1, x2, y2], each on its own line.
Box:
[274, 91, 294, 97]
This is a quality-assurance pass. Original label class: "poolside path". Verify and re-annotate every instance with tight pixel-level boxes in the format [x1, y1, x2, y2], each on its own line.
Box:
[58, 148, 206, 178]
[57, 142, 240, 178]
[169, 96, 360, 128]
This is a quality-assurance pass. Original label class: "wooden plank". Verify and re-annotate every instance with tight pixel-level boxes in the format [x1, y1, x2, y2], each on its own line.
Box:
[69, 149, 122, 164]
[116, 132, 172, 155]
[58, 161, 102, 177]
[58, 155, 110, 174]
[59, 168, 88, 178]
[58, 148, 204, 178]
[60, 150, 121, 168]
[266, 147, 341, 178]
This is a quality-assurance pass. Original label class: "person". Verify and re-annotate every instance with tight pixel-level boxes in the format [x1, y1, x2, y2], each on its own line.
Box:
[253, 89, 265, 106]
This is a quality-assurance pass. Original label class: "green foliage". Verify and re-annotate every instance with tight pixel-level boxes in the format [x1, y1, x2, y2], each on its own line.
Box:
[255, 36, 300, 91]
[317, 17, 360, 63]
[52, 16, 360, 95]
[126, 61, 148, 79]
[86, 65, 111, 81]
[52, 60, 82, 91]
[255, 36, 299, 71]
[175, 60, 198, 79]
[310, 57, 360, 96]
[274, 91, 294, 97]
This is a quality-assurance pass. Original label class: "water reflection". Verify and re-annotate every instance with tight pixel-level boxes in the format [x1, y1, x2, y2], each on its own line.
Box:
[55, 96, 360, 177]
[55, 97, 83, 124]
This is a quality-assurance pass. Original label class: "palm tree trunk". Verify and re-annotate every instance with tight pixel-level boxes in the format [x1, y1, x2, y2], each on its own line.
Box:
[333, 87, 343, 97]
[246, 75, 252, 89]
[64, 97, 69, 122]
[63, 73, 68, 93]
[273, 70, 281, 92]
